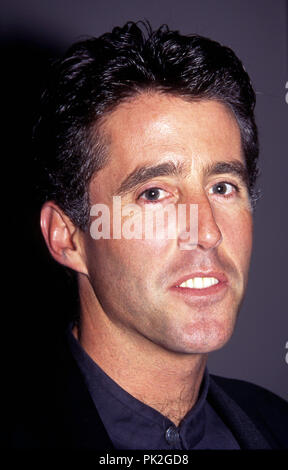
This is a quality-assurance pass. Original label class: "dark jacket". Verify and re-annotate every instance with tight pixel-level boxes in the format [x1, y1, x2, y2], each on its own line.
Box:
[5, 338, 288, 449]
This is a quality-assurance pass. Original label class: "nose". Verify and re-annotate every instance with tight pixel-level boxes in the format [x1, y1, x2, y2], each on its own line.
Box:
[178, 196, 222, 251]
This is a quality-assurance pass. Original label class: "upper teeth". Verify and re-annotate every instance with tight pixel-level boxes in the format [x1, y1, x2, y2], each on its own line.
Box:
[178, 277, 219, 289]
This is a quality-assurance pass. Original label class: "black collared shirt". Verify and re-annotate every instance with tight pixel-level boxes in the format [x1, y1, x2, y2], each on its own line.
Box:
[67, 326, 240, 450]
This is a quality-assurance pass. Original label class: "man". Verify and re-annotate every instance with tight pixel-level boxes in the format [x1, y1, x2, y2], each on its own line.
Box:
[9, 21, 288, 449]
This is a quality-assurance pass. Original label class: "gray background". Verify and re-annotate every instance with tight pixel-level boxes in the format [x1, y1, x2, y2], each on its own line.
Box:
[2, 0, 287, 399]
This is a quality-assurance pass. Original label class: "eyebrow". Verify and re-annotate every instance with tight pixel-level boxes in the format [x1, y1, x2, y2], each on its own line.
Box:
[114, 159, 249, 196]
[205, 161, 249, 187]
[115, 161, 186, 196]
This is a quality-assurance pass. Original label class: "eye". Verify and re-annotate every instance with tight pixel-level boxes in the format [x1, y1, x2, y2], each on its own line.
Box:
[138, 187, 168, 202]
[209, 182, 238, 198]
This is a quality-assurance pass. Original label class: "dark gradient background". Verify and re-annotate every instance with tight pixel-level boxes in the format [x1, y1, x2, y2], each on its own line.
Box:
[1, 0, 287, 400]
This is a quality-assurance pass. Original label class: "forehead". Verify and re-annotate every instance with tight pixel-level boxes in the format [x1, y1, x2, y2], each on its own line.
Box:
[94, 93, 243, 189]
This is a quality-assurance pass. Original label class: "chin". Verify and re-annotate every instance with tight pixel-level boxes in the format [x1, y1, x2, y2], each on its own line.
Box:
[167, 319, 236, 354]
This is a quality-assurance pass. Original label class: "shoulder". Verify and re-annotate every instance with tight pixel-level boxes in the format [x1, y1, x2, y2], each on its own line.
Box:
[209, 374, 288, 448]
[3, 337, 114, 449]
[210, 374, 287, 410]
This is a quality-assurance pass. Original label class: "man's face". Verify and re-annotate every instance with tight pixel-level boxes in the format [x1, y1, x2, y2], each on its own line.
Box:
[81, 94, 253, 354]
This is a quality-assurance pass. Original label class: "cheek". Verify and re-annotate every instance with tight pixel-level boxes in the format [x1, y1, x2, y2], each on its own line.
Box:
[220, 208, 253, 269]
[83, 236, 173, 320]
[85, 235, 173, 282]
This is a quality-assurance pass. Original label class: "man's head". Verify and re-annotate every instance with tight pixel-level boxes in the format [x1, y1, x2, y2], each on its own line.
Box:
[36, 21, 258, 231]
[39, 21, 258, 355]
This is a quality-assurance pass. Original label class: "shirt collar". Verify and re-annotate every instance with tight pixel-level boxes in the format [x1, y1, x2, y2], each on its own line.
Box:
[67, 323, 209, 449]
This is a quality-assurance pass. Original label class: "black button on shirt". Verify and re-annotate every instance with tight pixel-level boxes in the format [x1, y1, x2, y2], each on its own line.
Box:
[67, 325, 240, 450]
[165, 425, 181, 447]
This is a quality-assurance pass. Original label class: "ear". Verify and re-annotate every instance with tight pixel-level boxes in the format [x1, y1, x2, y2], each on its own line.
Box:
[40, 201, 88, 275]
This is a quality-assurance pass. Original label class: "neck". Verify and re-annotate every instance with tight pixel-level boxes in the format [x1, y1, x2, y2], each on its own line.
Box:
[75, 279, 208, 426]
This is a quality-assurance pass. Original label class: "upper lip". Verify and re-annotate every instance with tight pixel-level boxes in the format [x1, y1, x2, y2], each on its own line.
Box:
[171, 271, 228, 287]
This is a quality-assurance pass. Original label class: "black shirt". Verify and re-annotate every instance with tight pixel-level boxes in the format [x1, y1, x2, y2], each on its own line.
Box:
[67, 326, 240, 450]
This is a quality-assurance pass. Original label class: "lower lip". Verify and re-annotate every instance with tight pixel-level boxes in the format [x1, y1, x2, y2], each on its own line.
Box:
[169, 280, 228, 300]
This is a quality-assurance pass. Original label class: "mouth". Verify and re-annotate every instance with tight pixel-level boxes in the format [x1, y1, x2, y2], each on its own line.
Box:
[170, 272, 228, 299]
